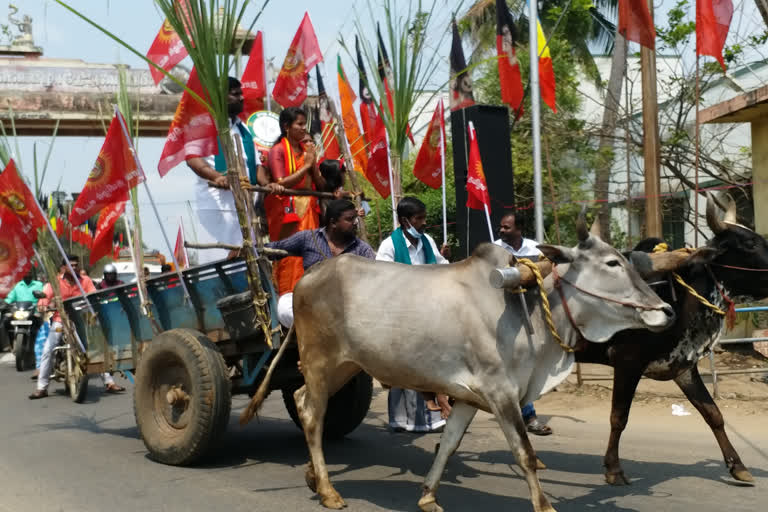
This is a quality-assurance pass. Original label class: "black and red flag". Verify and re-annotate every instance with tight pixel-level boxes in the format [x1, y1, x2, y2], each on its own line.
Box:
[315, 67, 341, 161]
[496, 1, 524, 114]
[357, 35, 379, 152]
[449, 19, 475, 112]
[376, 25, 415, 145]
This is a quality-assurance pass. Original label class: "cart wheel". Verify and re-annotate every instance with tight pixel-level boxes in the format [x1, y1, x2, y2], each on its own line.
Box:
[65, 344, 89, 403]
[133, 329, 231, 466]
[282, 372, 373, 439]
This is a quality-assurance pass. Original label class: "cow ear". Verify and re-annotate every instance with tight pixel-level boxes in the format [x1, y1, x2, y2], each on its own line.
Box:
[684, 246, 721, 266]
[537, 244, 574, 264]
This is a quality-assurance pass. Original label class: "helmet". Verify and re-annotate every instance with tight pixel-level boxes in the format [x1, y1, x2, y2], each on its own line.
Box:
[103, 264, 117, 277]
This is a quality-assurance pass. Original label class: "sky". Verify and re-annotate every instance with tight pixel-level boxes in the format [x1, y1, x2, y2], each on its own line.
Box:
[7, 0, 767, 258]
[11, 0, 456, 258]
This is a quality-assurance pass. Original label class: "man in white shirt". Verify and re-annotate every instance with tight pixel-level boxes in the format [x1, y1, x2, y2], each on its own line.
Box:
[186, 77, 281, 264]
[376, 197, 451, 432]
[493, 211, 553, 436]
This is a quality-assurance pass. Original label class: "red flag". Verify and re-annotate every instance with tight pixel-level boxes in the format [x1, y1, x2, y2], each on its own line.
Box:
[536, 20, 557, 113]
[272, 13, 323, 107]
[70, 113, 142, 226]
[337, 56, 367, 173]
[364, 114, 391, 199]
[618, 0, 656, 50]
[174, 224, 188, 269]
[240, 30, 266, 119]
[0, 159, 46, 243]
[146, 18, 188, 85]
[158, 68, 218, 177]
[90, 201, 125, 266]
[449, 19, 475, 112]
[316, 67, 341, 161]
[0, 211, 34, 296]
[697, 0, 733, 70]
[413, 100, 446, 189]
[466, 122, 491, 211]
[496, 1, 524, 113]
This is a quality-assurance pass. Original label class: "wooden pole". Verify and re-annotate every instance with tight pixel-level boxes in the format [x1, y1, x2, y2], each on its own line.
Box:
[694, 55, 701, 247]
[625, 58, 633, 249]
[543, 137, 561, 245]
[640, 1, 662, 238]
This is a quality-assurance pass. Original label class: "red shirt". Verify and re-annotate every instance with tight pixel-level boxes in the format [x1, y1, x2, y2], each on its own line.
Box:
[41, 273, 96, 323]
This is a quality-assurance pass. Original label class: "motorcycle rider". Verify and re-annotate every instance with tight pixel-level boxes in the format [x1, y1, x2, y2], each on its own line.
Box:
[1, 270, 43, 352]
[96, 264, 124, 290]
[30, 255, 125, 399]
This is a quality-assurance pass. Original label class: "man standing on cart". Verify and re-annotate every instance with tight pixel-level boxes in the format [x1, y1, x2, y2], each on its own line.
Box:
[29, 255, 125, 399]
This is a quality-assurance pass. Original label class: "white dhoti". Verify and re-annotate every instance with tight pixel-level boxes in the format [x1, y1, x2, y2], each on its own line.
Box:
[194, 178, 243, 265]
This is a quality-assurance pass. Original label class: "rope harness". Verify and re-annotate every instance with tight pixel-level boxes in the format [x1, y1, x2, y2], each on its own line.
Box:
[516, 258, 574, 353]
[652, 243, 736, 328]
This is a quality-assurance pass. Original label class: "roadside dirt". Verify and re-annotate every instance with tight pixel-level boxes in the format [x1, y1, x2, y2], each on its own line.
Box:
[548, 349, 768, 416]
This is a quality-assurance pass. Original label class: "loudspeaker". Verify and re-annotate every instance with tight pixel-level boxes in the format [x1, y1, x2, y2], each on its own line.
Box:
[451, 105, 515, 258]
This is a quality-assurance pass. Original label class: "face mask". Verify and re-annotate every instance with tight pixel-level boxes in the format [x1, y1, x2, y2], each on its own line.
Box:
[404, 221, 421, 239]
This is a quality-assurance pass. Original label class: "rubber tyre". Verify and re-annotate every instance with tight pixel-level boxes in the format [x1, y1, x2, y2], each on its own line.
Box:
[14, 333, 25, 372]
[66, 345, 89, 403]
[133, 329, 231, 466]
[282, 372, 373, 439]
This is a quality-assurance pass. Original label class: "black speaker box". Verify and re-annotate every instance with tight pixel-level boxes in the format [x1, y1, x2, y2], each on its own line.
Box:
[451, 105, 515, 258]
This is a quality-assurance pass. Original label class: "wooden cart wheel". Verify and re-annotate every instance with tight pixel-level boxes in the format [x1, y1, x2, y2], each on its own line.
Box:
[282, 372, 373, 439]
[65, 343, 89, 403]
[133, 329, 231, 466]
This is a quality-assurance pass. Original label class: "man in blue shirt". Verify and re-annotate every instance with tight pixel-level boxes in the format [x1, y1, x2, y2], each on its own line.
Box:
[266, 199, 375, 328]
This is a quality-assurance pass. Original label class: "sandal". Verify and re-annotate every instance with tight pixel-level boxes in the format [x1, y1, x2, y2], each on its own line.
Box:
[526, 419, 553, 436]
[105, 384, 126, 394]
[28, 389, 48, 400]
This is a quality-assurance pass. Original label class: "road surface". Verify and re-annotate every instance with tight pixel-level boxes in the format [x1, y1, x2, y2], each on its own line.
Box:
[0, 353, 766, 511]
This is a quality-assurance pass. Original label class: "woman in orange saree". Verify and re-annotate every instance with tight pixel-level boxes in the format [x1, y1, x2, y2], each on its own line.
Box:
[265, 107, 324, 296]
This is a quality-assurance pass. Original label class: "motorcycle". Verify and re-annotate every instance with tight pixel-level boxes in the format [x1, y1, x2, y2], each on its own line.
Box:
[2, 293, 44, 372]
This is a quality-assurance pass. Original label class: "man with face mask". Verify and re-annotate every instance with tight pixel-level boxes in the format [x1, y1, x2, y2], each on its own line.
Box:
[265, 199, 375, 328]
[376, 197, 451, 432]
[186, 77, 283, 264]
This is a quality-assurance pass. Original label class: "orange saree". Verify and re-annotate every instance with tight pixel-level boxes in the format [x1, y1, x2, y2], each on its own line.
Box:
[265, 138, 320, 295]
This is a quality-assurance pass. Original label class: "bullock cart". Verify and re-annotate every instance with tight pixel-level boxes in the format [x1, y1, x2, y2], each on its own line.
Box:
[61, 258, 373, 466]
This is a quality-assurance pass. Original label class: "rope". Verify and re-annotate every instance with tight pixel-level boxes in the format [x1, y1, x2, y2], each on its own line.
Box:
[652, 243, 727, 317]
[517, 259, 574, 353]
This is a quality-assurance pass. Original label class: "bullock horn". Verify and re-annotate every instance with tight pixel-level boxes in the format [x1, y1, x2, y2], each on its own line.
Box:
[723, 194, 737, 224]
[576, 207, 589, 242]
[589, 216, 602, 238]
[706, 192, 727, 234]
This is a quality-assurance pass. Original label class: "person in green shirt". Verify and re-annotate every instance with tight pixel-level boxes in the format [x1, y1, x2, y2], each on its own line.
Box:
[5, 271, 43, 304]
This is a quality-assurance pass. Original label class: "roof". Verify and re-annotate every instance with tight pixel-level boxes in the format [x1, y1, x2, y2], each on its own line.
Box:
[699, 83, 768, 124]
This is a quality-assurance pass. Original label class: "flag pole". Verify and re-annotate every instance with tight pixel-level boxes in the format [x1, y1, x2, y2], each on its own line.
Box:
[179, 215, 190, 267]
[113, 105, 191, 304]
[694, 53, 700, 247]
[263, 31, 272, 112]
[529, 0, 544, 243]
[439, 99, 448, 245]
[122, 211, 147, 309]
[385, 128, 397, 229]
[483, 204, 494, 242]
[29, 196, 95, 314]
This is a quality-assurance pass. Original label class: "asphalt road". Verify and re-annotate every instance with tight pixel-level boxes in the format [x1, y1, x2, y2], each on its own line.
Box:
[1, 353, 766, 512]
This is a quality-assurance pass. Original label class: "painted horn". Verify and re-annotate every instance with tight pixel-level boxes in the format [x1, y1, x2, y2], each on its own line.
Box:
[706, 192, 727, 234]
[576, 207, 589, 242]
[589, 216, 602, 238]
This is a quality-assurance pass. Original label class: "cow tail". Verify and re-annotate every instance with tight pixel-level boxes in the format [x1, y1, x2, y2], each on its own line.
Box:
[239, 325, 296, 426]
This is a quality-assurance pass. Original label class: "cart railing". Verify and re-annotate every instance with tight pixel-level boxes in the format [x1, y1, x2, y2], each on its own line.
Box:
[62, 259, 255, 373]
